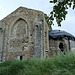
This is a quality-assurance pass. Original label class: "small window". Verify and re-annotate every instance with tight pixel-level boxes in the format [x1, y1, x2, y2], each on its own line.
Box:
[17, 55, 23, 60]
[59, 43, 64, 52]
[20, 56, 23, 60]
[35, 25, 38, 28]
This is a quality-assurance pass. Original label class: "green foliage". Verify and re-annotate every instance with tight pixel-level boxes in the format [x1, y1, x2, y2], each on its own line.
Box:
[0, 52, 75, 75]
[47, 0, 75, 27]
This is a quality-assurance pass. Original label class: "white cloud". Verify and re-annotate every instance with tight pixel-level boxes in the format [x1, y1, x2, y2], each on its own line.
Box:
[0, 0, 75, 36]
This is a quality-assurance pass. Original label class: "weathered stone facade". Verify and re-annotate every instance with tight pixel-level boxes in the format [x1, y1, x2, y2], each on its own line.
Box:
[0, 7, 49, 62]
[0, 7, 75, 62]
[48, 39, 68, 57]
[47, 38, 75, 58]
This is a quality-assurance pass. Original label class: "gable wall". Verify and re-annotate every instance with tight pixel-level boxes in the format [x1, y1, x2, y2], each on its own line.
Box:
[0, 7, 49, 61]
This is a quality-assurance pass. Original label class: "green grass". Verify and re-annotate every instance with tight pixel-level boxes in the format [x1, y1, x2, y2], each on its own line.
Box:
[0, 52, 75, 75]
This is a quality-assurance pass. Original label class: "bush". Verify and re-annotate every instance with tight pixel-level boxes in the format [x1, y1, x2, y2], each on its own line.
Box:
[0, 52, 75, 75]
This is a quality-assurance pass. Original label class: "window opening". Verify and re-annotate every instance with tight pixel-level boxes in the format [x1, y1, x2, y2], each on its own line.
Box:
[17, 55, 23, 60]
[59, 43, 64, 52]
[20, 56, 23, 60]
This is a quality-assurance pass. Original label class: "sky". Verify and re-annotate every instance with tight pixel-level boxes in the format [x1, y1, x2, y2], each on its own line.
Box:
[0, 0, 75, 36]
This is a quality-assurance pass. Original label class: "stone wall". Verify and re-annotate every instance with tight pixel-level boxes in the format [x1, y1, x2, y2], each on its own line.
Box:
[48, 39, 68, 57]
[69, 40, 75, 51]
[0, 7, 49, 61]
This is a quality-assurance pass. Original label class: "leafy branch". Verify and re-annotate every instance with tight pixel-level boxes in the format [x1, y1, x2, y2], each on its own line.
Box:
[46, 0, 75, 27]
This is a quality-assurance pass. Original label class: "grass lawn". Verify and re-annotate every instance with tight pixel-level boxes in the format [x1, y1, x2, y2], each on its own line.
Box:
[0, 52, 75, 75]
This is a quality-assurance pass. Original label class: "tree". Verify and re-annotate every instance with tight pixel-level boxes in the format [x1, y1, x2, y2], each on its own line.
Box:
[46, 0, 75, 27]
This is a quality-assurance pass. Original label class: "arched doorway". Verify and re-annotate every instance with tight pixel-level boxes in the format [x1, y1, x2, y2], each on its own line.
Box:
[59, 42, 64, 52]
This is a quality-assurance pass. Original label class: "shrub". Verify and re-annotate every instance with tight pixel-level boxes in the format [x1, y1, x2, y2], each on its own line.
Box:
[0, 52, 75, 75]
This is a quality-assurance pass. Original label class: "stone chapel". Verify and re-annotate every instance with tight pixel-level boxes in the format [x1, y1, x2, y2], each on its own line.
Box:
[0, 7, 49, 62]
[0, 7, 75, 62]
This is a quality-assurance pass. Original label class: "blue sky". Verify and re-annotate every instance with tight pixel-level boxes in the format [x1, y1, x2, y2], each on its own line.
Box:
[0, 0, 75, 36]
